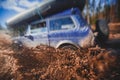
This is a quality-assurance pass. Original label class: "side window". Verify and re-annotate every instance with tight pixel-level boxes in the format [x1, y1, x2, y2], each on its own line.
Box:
[50, 17, 75, 31]
[31, 22, 47, 34]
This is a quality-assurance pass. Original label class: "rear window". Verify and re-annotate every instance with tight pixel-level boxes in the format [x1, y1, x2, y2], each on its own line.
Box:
[50, 17, 75, 31]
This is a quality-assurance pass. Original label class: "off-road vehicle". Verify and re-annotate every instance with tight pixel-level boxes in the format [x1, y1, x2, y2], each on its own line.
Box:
[6, 0, 109, 50]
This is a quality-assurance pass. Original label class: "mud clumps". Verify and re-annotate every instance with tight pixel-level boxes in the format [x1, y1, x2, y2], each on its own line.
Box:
[0, 33, 16, 80]
[0, 34, 120, 80]
[12, 46, 120, 80]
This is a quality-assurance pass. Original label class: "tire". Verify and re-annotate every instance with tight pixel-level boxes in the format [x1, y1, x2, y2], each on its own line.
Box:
[12, 43, 23, 51]
[95, 19, 109, 45]
[59, 44, 78, 51]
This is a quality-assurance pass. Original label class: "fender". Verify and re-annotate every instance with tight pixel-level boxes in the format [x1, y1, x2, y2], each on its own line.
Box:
[56, 40, 80, 49]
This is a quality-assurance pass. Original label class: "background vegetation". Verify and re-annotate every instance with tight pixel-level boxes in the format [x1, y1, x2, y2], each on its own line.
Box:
[85, 0, 120, 24]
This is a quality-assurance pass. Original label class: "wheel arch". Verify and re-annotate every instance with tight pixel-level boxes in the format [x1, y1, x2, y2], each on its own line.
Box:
[56, 40, 79, 49]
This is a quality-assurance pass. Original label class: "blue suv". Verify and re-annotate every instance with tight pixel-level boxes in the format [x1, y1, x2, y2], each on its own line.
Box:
[12, 8, 108, 49]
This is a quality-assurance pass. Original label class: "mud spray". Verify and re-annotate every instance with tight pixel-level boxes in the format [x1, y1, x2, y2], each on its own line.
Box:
[0, 32, 120, 80]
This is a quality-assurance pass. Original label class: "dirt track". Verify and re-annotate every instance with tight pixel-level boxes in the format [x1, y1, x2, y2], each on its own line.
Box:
[0, 26, 120, 80]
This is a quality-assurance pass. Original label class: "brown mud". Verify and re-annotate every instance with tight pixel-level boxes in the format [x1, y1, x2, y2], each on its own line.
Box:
[0, 24, 120, 80]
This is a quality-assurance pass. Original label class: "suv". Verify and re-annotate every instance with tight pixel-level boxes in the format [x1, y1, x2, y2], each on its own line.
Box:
[12, 8, 108, 49]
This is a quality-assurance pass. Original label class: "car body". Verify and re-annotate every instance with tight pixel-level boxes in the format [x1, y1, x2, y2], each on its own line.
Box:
[12, 8, 95, 49]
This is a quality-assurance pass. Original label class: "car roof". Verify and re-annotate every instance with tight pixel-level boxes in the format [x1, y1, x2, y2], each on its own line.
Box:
[31, 8, 81, 25]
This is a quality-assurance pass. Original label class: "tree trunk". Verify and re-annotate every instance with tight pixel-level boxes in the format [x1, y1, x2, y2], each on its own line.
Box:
[86, 0, 90, 24]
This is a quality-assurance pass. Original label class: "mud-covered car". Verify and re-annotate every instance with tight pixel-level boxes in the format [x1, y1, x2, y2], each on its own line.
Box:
[12, 8, 109, 49]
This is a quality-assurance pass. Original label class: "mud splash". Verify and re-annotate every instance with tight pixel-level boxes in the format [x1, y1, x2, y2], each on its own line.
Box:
[0, 33, 120, 80]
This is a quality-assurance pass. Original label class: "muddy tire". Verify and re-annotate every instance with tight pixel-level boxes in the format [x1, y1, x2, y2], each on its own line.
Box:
[95, 19, 109, 45]
[59, 44, 77, 51]
[12, 43, 23, 51]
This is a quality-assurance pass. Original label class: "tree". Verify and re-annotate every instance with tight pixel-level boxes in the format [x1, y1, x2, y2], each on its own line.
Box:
[91, 0, 95, 17]
[86, 0, 90, 24]
[116, 0, 120, 21]
[84, 0, 119, 24]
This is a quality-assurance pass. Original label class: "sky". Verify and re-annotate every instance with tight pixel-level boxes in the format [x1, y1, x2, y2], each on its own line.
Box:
[0, 0, 43, 28]
[0, 0, 117, 28]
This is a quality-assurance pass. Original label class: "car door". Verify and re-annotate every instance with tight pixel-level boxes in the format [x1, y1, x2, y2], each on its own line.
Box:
[48, 16, 77, 47]
[28, 21, 49, 46]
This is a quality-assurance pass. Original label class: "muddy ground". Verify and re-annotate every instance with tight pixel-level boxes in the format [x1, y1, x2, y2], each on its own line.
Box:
[0, 24, 120, 80]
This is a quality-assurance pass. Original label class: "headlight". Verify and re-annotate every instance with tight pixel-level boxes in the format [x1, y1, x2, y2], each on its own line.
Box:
[13, 40, 18, 44]
[13, 40, 23, 47]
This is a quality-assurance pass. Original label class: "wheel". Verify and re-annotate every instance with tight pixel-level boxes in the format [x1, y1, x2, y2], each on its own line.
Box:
[59, 44, 78, 51]
[12, 43, 23, 51]
[95, 19, 109, 45]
